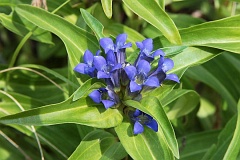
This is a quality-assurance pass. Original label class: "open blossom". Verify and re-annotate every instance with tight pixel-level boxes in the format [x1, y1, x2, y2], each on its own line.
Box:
[74, 33, 179, 134]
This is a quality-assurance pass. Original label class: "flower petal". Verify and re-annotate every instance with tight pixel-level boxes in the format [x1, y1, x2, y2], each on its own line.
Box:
[165, 74, 180, 83]
[124, 66, 137, 80]
[100, 37, 114, 53]
[106, 50, 117, 66]
[142, 38, 153, 53]
[94, 56, 106, 71]
[162, 58, 174, 72]
[133, 109, 142, 117]
[137, 60, 151, 74]
[74, 63, 88, 74]
[83, 50, 94, 65]
[102, 100, 115, 109]
[116, 33, 127, 49]
[136, 42, 143, 50]
[130, 81, 142, 92]
[89, 90, 101, 103]
[134, 121, 144, 134]
[97, 71, 110, 79]
[144, 76, 159, 87]
[153, 49, 165, 57]
[146, 119, 158, 132]
[122, 42, 132, 49]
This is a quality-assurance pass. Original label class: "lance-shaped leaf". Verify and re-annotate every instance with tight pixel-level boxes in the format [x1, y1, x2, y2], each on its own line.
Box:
[123, 0, 181, 45]
[115, 120, 174, 160]
[101, 0, 112, 19]
[15, 5, 99, 86]
[0, 96, 123, 128]
[124, 97, 179, 158]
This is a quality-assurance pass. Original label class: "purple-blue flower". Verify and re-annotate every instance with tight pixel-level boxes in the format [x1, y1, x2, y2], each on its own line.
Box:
[135, 38, 165, 64]
[74, 50, 100, 77]
[131, 109, 158, 134]
[100, 33, 132, 64]
[89, 87, 119, 109]
[124, 60, 160, 92]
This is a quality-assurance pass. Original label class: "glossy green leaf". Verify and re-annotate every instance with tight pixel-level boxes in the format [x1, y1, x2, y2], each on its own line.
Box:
[123, 0, 181, 44]
[15, 5, 99, 85]
[0, 12, 53, 44]
[115, 120, 174, 160]
[69, 130, 116, 160]
[73, 78, 105, 101]
[80, 8, 105, 40]
[161, 89, 200, 120]
[101, 0, 112, 19]
[155, 15, 240, 53]
[0, 96, 123, 128]
[223, 99, 240, 160]
[124, 97, 179, 158]
[100, 142, 127, 160]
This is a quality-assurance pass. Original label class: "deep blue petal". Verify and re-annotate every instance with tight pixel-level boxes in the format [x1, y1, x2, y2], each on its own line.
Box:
[102, 100, 115, 109]
[137, 60, 151, 74]
[89, 90, 101, 103]
[124, 66, 137, 80]
[133, 109, 142, 117]
[83, 50, 94, 65]
[100, 37, 114, 53]
[122, 42, 132, 49]
[144, 76, 159, 87]
[165, 74, 180, 83]
[74, 63, 88, 74]
[116, 33, 127, 49]
[95, 50, 101, 56]
[153, 49, 165, 57]
[142, 38, 153, 53]
[94, 56, 106, 71]
[136, 42, 143, 50]
[97, 71, 110, 79]
[162, 58, 174, 72]
[145, 119, 158, 132]
[134, 121, 144, 134]
[106, 50, 117, 66]
[130, 81, 142, 92]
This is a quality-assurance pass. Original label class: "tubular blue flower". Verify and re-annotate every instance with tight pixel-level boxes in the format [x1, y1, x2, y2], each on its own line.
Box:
[124, 60, 160, 92]
[89, 87, 119, 109]
[131, 109, 158, 134]
[100, 33, 132, 64]
[74, 50, 100, 77]
[135, 38, 165, 64]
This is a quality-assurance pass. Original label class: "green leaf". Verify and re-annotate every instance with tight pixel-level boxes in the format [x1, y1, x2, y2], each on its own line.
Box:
[15, 5, 99, 85]
[155, 15, 240, 54]
[161, 89, 200, 120]
[223, 99, 240, 160]
[115, 120, 174, 160]
[123, 0, 181, 45]
[73, 78, 105, 101]
[100, 142, 128, 160]
[0, 96, 123, 128]
[0, 12, 53, 44]
[124, 97, 179, 158]
[80, 8, 105, 40]
[69, 130, 116, 160]
[178, 130, 220, 160]
[101, 0, 112, 19]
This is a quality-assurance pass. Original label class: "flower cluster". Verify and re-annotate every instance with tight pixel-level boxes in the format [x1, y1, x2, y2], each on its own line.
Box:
[74, 33, 179, 134]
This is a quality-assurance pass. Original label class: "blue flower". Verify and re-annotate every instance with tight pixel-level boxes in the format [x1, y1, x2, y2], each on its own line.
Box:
[124, 60, 160, 92]
[131, 109, 158, 134]
[89, 87, 119, 109]
[74, 50, 100, 77]
[135, 38, 165, 64]
[100, 33, 132, 64]
[151, 57, 180, 83]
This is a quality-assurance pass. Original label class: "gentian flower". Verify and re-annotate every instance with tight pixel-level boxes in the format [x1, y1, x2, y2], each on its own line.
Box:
[124, 60, 160, 92]
[135, 38, 165, 64]
[89, 87, 119, 109]
[74, 50, 100, 77]
[131, 109, 158, 134]
[100, 33, 132, 64]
